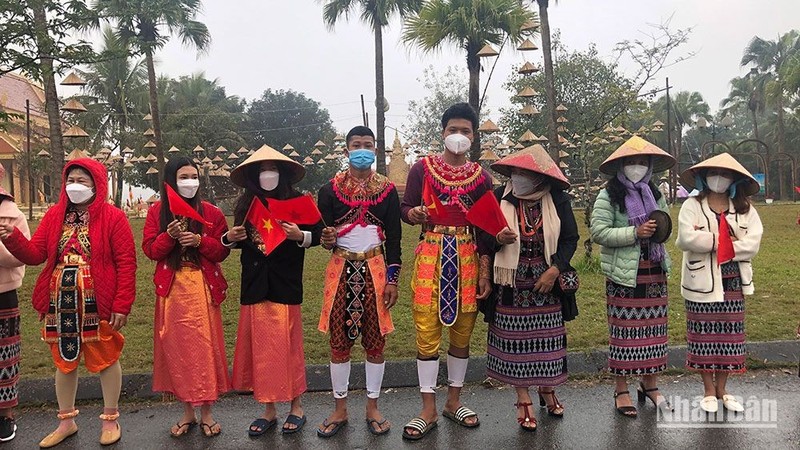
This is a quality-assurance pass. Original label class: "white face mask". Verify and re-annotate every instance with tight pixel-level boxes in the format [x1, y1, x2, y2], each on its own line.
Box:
[176, 179, 200, 198]
[444, 133, 471, 155]
[65, 183, 95, 205]
[706, 175, 732, 194]
[623, 164, 649, 183]
[511, 173, 544, 197]
[259, 170, 280, 191]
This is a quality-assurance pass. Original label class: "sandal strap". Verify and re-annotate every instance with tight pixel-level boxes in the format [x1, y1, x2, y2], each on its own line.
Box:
[57, 409, 79, 420]
[99, 412, 120, 421]
[405, 417, 428, 431]
[514, 402, 533, 407]
[454, 406, 477, 421]
[614, 391, 631, 398]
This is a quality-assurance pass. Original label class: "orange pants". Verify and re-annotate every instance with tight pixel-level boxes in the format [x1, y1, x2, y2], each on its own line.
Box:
[48, 321, 124, 374]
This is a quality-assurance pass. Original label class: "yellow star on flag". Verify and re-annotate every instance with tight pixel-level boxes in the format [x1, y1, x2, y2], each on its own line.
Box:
[262, 218, 273, 232]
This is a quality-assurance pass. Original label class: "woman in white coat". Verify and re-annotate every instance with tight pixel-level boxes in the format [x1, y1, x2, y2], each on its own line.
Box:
[676, 153, 763, 414]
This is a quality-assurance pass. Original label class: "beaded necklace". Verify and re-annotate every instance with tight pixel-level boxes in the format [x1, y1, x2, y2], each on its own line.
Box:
[331, 171, 394, 236]
[422, 155, 486, 214]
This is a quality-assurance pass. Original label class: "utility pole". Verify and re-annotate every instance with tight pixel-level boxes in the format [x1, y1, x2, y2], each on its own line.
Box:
[26, 99, 33, 220]
[665, 78, 676, 203]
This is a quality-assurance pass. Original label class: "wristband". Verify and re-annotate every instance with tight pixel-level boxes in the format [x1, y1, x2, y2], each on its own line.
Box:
[386, 264, 401, 285]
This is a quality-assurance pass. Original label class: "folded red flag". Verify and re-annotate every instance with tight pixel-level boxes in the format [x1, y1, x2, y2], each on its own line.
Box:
[717, 212, 735, 265]
[267, 195, 322, 225]
[422, 180, 448, 220]
[245, 197, 286, 256]
[466, 191, 509, 236]
[164, 183, 211, 226]
[794, 186, 800, 194]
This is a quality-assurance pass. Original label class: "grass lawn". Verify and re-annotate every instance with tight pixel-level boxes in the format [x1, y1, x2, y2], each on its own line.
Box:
[16, 203, 800, 378]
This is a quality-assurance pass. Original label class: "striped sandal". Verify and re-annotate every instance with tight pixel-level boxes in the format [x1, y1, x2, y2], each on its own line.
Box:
[442, 406, 480, 428]
[401, 417, 437, 441]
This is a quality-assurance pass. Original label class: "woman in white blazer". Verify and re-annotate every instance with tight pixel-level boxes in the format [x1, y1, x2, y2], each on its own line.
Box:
[676, 153, 763, 414]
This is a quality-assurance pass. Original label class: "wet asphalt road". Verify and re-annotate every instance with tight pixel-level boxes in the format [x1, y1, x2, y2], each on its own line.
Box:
[6, 369, 799, 449]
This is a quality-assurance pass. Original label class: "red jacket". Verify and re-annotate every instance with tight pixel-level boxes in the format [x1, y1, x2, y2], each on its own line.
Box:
[142, 200, 230, 304]
[4, 158, 137, 318]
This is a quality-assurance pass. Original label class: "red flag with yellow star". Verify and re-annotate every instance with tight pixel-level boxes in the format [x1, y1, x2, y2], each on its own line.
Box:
[245, 197, 286, 256]
[422, 179, 448, 220]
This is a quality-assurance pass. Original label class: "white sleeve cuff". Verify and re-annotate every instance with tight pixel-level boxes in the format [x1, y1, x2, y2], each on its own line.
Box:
[297, 230, 312, 248]
[221, 232, 236, 248]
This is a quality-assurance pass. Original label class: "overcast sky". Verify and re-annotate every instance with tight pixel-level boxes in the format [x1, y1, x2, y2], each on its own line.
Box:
[148, 0, 798, 135]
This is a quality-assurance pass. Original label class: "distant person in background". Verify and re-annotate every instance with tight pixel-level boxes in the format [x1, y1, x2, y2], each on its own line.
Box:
[676, 153, 763, 413]
[591, 137, 675, 418]
[658, 178, 670, 201]
[0, 165, 30, 442]
[0, 159, 136, 447]
[143, 157, 231, 438]
[225, 145, 322, 436]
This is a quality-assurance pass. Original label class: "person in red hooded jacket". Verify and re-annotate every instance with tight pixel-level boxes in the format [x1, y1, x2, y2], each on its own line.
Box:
[142, 156, 230, 438]
[0, 158, 136, 448]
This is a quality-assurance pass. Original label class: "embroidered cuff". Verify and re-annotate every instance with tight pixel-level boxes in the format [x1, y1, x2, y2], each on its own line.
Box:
[386, 264, 401, 285]
[479, 255, 491, 280]
[296, 230, 312, 248]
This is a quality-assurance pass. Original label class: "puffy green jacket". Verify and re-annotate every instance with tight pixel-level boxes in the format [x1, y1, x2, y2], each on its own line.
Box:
[590, 188, 671, 287]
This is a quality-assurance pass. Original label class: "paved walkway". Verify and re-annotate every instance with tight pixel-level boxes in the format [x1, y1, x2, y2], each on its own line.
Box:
[7, 369, 800, 449]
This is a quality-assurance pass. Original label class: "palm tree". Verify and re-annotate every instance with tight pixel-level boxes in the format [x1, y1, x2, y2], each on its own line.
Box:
[320, 0, 423, 175]
[535, 0, 559, 159]
[78, 26, 148, 206]
[94, 0, 211, 180]
[720, 75, 765, 139]
[403, 0, 535, 161]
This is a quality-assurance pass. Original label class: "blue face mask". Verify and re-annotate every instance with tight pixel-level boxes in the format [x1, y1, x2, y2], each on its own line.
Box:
[349, 149, 375, 170]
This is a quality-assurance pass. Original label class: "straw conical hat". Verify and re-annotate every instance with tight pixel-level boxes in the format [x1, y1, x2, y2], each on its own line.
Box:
[598, 136, 675, 175]
[491, 144, 570, 190]
[230, 144, 305, 187]
[679, 152, 760, 196]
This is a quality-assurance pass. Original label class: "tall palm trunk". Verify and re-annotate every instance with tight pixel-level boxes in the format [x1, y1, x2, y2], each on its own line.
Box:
[750, 108, 760, 139]
[115, 112, 127, 207]
[776, 92, 786, 199]
[374, 22, 387, 175]
[145, 48, 165, 183]
[466, 44, 481, 162]
[32, 2, 64, 199]
[538, 0, 559, 160]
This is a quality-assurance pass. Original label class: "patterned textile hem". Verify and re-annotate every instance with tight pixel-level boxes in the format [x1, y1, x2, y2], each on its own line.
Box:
[486, 371, 568, 388]
[608, 364, 667, 377]
[685, 365, 747, 374]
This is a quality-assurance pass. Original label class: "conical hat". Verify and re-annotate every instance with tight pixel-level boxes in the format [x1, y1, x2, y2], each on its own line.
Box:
[598, 136, 675, 175]
[230, 144, 305, 187]
[679, 152, 760, 196]
[491, 144, 570, 190]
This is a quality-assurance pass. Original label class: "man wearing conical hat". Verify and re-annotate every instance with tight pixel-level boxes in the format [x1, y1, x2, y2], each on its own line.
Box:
[399, 103, 493, 439]
[590, 136, 676, 417]
[315, 126, 401, 438]
[676, 152, 763, 414]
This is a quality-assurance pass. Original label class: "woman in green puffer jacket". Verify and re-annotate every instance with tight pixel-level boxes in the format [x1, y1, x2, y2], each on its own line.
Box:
[590, 136, 675, 419]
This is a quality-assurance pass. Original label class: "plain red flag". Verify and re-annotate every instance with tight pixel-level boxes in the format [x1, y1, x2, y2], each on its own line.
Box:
[466, 191, 509, 236]
[794, 186, 800, 194]
[164, 183, 211, 225]
[717, 213, 735, 265]
[267, 195, 322, 225]
[422, 180, 448, 220]
[245, 197, 286, 256]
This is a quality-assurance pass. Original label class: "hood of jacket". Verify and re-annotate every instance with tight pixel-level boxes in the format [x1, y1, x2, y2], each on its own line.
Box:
[60, 158, 109, 214]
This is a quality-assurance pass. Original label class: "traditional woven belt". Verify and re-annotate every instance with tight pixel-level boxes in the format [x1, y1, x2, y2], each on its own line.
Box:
[62, 254, 86, 264]
[422, 224, 473, 235]
[333, 246, 383, 261]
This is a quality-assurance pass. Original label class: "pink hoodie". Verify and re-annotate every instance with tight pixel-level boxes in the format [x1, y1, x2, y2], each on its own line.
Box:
[0, 197, 29, 293]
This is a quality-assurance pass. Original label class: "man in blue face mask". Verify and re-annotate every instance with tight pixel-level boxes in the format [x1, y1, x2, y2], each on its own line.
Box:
[315, 126, 402, 438]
